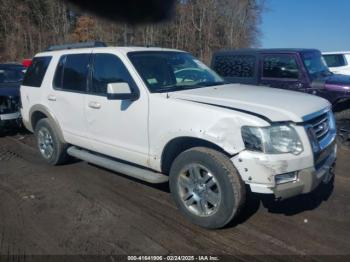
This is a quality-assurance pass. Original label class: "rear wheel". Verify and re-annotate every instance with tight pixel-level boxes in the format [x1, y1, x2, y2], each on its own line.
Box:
[34, 118, 69, 165]
[169, 147, 245, 229]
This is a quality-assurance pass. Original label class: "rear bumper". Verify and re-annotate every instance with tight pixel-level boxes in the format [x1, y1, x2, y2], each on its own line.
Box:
[0, 111, 21, 121]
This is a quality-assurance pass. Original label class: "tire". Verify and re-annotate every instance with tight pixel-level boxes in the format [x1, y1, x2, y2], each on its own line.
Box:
[34, 118, 69, 165]
[335, 109, 350, 148]
[169, 147, 246, 229]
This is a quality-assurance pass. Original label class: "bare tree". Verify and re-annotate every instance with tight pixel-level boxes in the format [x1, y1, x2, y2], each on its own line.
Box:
[0, 0, 264, 64]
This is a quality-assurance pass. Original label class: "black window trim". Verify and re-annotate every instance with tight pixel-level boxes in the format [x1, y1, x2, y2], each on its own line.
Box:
[87, 53, 140, 98]
[52, 53, 91, 94]
[52, 55, 66, 90]
[260, 53, 301, 81]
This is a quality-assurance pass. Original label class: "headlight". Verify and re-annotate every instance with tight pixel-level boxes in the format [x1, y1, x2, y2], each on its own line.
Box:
[241, 125, 303, 155]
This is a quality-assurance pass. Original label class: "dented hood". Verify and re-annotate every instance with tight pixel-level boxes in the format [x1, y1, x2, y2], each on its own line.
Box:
[168, 84, 330, 123]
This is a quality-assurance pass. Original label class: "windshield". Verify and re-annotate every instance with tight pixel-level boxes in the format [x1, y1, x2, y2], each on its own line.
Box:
[128, 52, 225, 92]
[301, 52, 332, 79]
[0, 68, 24, 84]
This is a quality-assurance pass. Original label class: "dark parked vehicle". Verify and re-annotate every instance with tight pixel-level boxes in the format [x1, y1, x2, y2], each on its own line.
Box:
[0, 63, 24, 127]
[211, 49, 350, 122]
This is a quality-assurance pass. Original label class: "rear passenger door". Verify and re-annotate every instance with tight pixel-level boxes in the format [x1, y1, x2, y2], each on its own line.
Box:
[259, 54, 306, 92]
[49, 53, 91, 148]
[85, 52, 149, 167]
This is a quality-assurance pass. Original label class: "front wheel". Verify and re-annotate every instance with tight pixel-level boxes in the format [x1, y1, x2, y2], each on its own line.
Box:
[169, 147, 246, 229]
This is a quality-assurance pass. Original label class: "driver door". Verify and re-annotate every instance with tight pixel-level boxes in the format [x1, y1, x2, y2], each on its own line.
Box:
[85, 52, 149, 167]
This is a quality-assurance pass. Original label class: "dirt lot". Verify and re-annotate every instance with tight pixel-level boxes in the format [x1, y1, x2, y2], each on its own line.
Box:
[0, 130, 349, 260]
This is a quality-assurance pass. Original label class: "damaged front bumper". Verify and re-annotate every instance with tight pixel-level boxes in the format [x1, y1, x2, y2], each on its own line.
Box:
[272, 143, 336, 199]
[232, 140, 337, 200]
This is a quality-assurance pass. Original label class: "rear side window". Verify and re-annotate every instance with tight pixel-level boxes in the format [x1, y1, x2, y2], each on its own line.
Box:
[91, 53, 135, 95]
[323, 54, 347, 67]
[53, 54, 90, 92]
[22, 56, 52, 87]
[262, 55, 299, 79]
[213, 55, 256, 78]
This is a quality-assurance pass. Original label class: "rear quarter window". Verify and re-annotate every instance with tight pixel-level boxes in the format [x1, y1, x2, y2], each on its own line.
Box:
[213, 55, 256, 78]
[22, 56, 52, 87]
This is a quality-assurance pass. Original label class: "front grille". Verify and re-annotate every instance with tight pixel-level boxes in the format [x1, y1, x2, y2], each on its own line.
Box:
[0, 96, 19, 114]
[304, 110, 336, 166]
[308, 112, 330, 142]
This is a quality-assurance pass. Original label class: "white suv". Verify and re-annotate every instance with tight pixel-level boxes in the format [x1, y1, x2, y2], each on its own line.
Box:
[21, 42, 337, 229]
[323, 51, 350, 75]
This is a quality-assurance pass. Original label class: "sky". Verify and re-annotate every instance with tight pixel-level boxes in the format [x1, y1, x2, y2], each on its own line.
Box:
[261, 0, 350, 52]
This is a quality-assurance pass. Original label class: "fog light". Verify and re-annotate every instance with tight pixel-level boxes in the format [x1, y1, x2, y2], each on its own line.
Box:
[275, 172, 298, 185]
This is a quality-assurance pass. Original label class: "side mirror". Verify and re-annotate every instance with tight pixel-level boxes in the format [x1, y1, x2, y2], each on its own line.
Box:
[107, 82, 139, 100]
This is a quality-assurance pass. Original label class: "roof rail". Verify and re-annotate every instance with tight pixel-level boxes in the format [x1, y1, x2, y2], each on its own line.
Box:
[46, 41, 107, 51]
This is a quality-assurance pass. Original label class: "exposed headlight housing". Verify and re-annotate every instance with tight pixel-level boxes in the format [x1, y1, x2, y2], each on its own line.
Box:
[241, 125, 303, 155]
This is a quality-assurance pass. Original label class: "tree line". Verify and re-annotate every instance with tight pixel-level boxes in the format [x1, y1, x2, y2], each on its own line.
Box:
[0, 0, 264, 64]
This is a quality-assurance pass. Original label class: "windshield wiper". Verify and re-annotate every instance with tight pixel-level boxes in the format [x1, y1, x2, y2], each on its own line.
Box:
[155, 81, 227, 93]
[198, 81, 227, 87]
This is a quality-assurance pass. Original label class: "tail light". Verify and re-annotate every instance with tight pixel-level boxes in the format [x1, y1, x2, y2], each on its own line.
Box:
[22, 59, 32, 68]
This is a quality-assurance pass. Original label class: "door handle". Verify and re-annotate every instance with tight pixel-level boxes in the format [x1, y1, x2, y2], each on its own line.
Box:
[47, 95, 56, 101]
[88, 101, 101, 109]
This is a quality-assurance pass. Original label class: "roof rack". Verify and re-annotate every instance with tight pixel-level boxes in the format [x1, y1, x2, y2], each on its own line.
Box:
[46, 41, 107, 51]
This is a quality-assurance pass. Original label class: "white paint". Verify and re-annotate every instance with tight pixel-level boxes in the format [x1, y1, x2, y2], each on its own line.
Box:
[21, 46, 334, 196]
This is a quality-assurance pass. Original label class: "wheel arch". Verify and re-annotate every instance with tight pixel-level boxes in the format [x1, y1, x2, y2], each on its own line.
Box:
[332, 97, 350, 112]
[160, 136, 232, 175]
[29, 105, 65, 143]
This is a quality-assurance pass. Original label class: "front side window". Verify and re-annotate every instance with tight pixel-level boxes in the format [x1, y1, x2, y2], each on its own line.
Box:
[22, 56, 52, 87]
[323, 54, 347, 68]
[54, 54, 90, 92]
[91, 54, 135, 95]
[213, 55, 256, 78]
[128, 51, 224, 93]
[262, 55, 299, 79]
